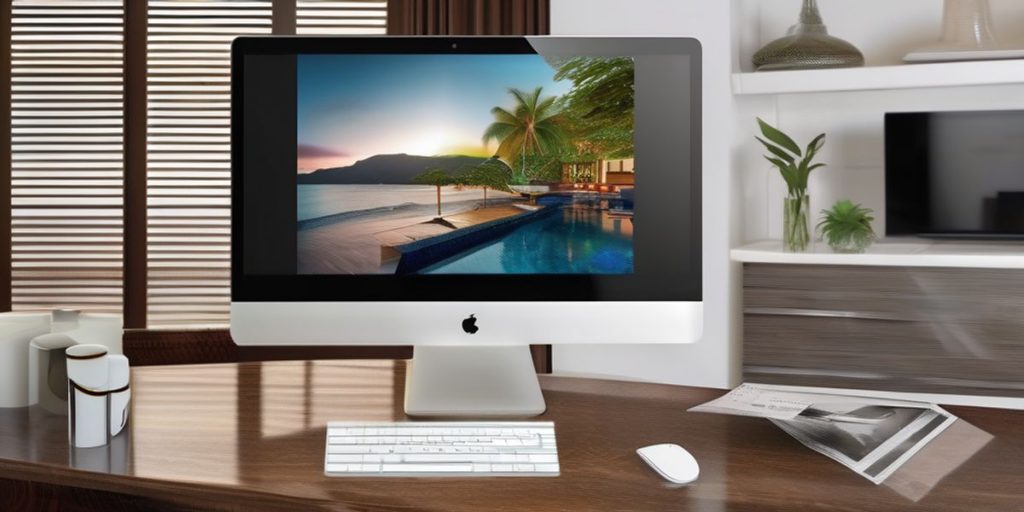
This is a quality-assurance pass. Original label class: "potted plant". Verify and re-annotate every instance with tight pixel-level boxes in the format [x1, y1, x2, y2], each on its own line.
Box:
[817, 200, 876, 253]
[756, 118, 826, 252]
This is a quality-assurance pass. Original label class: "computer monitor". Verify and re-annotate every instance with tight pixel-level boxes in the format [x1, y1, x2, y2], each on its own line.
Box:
[231, 37, 702, 416]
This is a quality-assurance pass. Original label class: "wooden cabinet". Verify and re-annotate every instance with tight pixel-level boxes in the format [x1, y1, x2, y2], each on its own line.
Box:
[743, 263, 1024, 397]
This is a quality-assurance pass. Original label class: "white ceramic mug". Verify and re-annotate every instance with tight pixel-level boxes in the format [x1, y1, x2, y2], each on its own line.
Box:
[66, 344, 131, 448]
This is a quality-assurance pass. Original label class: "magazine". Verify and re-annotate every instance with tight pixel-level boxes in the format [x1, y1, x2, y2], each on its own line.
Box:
[689, 384, 958, 484]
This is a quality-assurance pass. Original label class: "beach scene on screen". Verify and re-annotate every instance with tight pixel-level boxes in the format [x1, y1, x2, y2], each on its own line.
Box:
[296, 54, 635, 275]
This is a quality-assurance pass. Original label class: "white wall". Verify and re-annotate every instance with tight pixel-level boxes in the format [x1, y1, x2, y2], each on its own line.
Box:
[550, 0, 741, 388]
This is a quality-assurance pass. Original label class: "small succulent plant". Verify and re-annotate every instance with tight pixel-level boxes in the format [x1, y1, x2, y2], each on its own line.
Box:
[817, 200, 876, 253]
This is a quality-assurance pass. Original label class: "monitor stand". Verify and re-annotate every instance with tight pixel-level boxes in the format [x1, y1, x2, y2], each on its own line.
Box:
[404, 345, 546, 417]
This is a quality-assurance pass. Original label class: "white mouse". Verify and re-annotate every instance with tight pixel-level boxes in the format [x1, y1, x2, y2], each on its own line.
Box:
[636, 443, 700, 484]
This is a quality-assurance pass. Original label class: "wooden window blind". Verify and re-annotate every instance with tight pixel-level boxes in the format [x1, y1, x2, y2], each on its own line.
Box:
[296, 1, 387, 35]
[10, 0, 125, 314]
[146, 0, 272, 327]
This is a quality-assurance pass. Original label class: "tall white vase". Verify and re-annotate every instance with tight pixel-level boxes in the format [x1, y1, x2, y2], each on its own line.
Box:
[905, 0, 1012, 62]
[940, 0, 998, 49]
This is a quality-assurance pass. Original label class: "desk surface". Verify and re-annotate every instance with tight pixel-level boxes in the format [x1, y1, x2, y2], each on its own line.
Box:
[1, 360, 1023, 511]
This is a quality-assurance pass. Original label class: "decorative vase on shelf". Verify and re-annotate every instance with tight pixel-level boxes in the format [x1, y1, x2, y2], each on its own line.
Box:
[941, 0, 998, 48]
[904, 0, 1012, 62]
[752, 0, 865, 71]
[755, 117, 825, 254]
[783, 195, 811, 253]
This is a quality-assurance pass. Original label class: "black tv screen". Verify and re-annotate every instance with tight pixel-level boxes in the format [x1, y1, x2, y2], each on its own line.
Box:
[886, 110, 1024, 238]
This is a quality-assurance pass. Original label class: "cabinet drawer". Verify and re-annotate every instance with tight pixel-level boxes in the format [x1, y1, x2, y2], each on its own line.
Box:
[742, 264, 1024, 397]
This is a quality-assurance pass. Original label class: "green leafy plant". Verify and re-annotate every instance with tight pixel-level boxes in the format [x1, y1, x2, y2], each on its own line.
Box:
[817, 200, 876, 253]
[756, 118, 827, 252]
[756, 118, 826, 198]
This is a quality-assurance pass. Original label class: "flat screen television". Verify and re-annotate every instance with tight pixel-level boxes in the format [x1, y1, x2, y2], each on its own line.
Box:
[886, 110, 1024, 238]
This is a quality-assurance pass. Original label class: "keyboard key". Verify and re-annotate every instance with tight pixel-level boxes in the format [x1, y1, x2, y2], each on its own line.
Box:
[329, 436, 359, 444]
[529, 454, 559, 463]
[403, 454, 490, 463]
[327, 446, 373, 454]
[327, 454, 364, 463]
[381, 464, 474, 473]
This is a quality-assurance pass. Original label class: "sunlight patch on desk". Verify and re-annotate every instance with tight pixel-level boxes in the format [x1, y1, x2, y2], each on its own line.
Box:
[260, 360, 396, 439]
[130, 368, 239, 484]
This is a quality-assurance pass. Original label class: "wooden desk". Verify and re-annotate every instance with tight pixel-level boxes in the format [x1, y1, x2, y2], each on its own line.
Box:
[1, 360, 1022, 511]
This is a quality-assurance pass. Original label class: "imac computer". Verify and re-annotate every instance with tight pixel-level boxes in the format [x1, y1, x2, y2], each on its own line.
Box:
[231, 37, 702, 416]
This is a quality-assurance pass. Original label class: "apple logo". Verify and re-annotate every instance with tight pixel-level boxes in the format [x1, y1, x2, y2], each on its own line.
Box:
[461, 314, 479, 334]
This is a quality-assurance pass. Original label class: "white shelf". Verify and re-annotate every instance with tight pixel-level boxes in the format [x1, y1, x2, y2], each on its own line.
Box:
[731, 240, 1024, 269]
[732, 59, 1024, 95]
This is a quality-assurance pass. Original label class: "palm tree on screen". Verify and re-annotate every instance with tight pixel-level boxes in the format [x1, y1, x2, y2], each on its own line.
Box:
[482, 87, 567, 184]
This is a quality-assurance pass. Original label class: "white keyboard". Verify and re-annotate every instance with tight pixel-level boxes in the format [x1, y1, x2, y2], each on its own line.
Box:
[325, 421, 559, 477]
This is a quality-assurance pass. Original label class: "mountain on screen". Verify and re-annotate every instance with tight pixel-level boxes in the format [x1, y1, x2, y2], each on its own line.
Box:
[297, 154, 488, 185]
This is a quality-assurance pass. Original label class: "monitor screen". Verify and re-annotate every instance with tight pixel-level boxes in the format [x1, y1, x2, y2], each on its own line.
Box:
[295, 53, 636, 275]
[886, 110, 1024, 237]
[234, 37, 700, 302]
